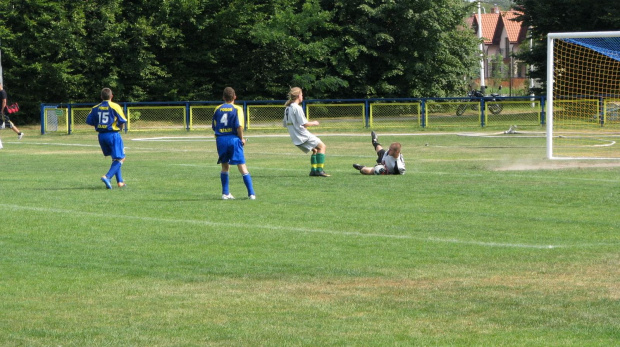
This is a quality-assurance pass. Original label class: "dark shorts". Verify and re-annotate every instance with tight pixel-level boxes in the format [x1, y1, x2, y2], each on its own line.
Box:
[376, 149, 386, 164]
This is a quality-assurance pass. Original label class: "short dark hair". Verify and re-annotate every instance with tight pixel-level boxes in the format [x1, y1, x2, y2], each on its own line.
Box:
[223, 87, 235, 102]
[101, 88, 113, 100]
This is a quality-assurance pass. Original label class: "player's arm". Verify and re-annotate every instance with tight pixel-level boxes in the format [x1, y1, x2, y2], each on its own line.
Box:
[303, 120, 320, 127]
[396, 155, 406, 175]
[237, 125, 246, 146]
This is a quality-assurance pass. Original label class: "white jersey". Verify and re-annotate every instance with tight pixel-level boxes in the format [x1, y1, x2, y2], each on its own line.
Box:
[381, 152, 406, 175]
[283, 102, 316, 145]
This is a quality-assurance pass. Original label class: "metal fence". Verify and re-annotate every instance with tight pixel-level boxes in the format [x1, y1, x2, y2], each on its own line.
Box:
[41, 96, 550, 134]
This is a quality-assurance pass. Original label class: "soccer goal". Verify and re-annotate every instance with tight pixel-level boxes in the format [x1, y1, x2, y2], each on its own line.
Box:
[546, 31, 620, 159]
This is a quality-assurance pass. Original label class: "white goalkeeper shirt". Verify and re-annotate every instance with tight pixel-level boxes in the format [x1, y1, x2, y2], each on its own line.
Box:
[382, 152, 406, 175]
[283, 102, 316, 145]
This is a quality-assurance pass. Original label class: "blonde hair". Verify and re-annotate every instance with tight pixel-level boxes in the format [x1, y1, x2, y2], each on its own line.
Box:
[285, 87, 302, 107]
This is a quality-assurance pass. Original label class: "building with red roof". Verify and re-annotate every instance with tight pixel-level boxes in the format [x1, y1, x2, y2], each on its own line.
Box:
[468, 5, 531, 94]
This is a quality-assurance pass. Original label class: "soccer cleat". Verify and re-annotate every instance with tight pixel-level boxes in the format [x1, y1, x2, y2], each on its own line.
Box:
[17, 132, 23, 140]
[101, 176, 113, 189]
[371, 131, 379, 147]
[315, 171, 331, 177]
[353, 164, 364, 171]
[249, 195, 256, 200]
[309, 170, 317, 176]
[222, 193, 235, 200]
[0, 122, 5, 129]
[117, 182, 126, 188]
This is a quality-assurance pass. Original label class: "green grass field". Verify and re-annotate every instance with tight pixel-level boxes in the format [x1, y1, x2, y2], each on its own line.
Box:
[1, 127, 618, 346]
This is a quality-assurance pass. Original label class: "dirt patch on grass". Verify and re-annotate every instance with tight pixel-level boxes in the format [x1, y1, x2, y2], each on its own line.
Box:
[494, 160, 620, 171]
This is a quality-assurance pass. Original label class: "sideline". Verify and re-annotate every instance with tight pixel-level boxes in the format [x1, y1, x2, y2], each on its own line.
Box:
[129, 133, 455, 142]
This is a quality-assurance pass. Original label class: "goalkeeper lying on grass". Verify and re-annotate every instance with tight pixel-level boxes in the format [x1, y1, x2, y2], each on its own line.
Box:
[353, 131, 406, 175]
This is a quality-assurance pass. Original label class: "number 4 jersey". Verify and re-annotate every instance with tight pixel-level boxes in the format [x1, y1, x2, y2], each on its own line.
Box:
[212, 103, 244, 136]
[86, 100, 127, 132]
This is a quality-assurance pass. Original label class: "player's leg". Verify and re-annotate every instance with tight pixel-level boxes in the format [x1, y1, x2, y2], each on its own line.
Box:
[371, 131, 380, 150]
[114, 158, 126, 187]
[309, 148, 318, 176]
[352, 164, 374, 175]
[237, 164, 255, 199]
[5, 117, 23, 139]
[98, 133, 115, 189]
[220, 163, 234, 199]
[314, 141, 329, 176]
[375, 148, 386, 164]
[107, 133, 126, 187]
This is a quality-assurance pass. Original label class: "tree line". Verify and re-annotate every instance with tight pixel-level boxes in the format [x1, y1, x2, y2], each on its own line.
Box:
[0, 0, 481, 123]
[2, 0, 618, 124]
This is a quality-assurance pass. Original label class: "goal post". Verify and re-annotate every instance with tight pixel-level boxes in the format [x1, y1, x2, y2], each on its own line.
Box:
[546, 31, 620, 159]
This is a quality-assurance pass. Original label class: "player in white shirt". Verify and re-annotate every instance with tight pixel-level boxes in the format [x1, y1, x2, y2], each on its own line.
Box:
[283, 87, 330, 177]
[353, 131, 406, 175]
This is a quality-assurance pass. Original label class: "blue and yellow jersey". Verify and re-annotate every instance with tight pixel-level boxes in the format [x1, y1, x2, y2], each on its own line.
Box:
[212, 103, 244, 136]
[86, 100, 127, 132]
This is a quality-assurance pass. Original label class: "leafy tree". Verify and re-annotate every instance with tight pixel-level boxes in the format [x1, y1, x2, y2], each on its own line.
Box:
[253, 0, 479, 98]
[513, 0, 620, 94]
[0, 0, 485, 123]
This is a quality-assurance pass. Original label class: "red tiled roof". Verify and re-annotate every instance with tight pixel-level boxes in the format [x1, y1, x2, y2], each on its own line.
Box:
[501, 11, 527, 43]
[473, 13, 500, 44]
[469, 10, 527, 45]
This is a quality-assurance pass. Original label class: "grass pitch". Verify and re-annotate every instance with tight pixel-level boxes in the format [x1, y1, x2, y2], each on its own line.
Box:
[0, 127, 618, 346]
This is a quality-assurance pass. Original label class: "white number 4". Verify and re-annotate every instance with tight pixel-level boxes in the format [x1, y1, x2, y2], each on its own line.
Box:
[220, 113, 228, 126]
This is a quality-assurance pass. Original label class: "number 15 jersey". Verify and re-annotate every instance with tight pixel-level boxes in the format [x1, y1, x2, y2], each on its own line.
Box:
[86, 100, 127, 133]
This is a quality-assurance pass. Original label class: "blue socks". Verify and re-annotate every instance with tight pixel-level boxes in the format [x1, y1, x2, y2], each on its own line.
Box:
[221, 171, 255, 197]
[220, 172, 230, 195]
[243, 173, 255, 196]
[106, 160, 122, 182]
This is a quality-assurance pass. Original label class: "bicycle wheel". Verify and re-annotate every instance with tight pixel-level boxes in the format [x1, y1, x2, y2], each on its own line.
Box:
[488, 103, 503, 115]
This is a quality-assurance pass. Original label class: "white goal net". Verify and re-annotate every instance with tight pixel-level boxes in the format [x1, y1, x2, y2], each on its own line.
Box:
[546, 31, 620, 159]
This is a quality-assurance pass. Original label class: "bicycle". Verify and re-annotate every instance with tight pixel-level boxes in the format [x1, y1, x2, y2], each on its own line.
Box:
[456, 86, 503, 116]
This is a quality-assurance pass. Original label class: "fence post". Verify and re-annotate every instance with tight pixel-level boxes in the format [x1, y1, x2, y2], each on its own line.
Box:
[122, 103, 128, 133]
[40, 104, 46, 135]
[541, 96, 546, 126]
[480, 99, 485, 127]
[365, 99, 370, 128]
[68, 104, 73, 134]
[185, 102, 191, 131]
[243, 101, 248, 130]
[599, 96, 605, 126]
[420, 99, 426, 128]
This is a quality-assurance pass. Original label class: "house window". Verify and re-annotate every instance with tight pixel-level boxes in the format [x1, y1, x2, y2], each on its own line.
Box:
[505, 37, 510, 59]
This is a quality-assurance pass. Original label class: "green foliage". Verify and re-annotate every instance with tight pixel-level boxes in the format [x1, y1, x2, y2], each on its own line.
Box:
[0, 0, 482, 122]
[513, 0, 620, 94]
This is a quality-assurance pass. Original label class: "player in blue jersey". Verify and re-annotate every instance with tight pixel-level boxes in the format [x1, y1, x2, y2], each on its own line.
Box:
[86, 88, 128, 189]
[212, 87, 255, 200]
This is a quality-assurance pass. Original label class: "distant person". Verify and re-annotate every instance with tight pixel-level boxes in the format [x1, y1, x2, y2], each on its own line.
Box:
[0, 83, 24, 139]
[85, 88, 128, 189]
[212, 87, 256, 200]
[283, 87, 330, 177]
[353, 131, 406, 175]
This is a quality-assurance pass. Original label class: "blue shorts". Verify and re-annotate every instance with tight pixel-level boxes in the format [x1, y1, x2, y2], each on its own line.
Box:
[216, 136, 245, 165]
[98, 132, 125, 160]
